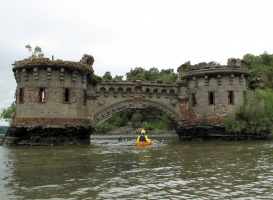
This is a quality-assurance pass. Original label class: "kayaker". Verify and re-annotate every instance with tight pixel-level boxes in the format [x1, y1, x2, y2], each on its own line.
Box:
[136, 129, 150, 142]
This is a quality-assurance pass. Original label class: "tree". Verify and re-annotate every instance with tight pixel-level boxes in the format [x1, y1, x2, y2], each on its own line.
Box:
[112, 75, 123, 81]
[1, 102, 16, 120]
[143, 67, 159, 81]
[126, 67, 145, 81]
[160, 73, 178, 83]
[243, 53, 258, 66]
[94, 121, 116, 133]
[243, 52, 273, 88]
[207, 61, 220, 66]
[25, 44, 45, 59]
[125, 66, 177, 83]
[102, 71, 112, 81]
[120, 113, 128, 126]
[259, 51, 272, 66]
[132, 111, 143, 123]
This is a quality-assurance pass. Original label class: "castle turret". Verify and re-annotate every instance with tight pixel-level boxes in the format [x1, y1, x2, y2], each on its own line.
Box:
[176, 58, 250, 140]
[5, 54, 95, 145]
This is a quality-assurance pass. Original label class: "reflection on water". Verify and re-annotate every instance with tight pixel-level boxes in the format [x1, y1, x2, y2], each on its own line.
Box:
[1, 136, 273, 199]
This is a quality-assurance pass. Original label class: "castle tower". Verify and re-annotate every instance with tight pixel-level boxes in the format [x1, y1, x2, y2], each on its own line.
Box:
[6, 54, 95, 145]
[176, 58, 250, 140]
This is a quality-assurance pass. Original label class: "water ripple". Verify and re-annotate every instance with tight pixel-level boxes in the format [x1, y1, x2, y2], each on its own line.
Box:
[1, 139, 273, 199]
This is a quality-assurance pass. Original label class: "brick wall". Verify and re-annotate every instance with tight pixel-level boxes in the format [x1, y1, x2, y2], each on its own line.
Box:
[13, 117, 88, 126]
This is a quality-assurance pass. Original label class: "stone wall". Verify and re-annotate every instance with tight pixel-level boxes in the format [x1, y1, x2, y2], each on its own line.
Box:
[14, 68, 88, 119]
[88, 80, 180, 126]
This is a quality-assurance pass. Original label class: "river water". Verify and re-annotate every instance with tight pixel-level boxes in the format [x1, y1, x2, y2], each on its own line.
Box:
[1, 134, 273, 199]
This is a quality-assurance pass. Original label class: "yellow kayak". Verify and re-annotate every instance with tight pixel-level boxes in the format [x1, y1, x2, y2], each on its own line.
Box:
[136, 140, 152, 146]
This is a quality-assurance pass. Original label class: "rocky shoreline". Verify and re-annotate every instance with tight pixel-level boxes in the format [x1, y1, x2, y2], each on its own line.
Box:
[2, 125, 92, 146]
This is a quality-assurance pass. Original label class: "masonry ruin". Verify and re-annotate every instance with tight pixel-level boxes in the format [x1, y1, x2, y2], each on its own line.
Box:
[4, 55, 251, 145]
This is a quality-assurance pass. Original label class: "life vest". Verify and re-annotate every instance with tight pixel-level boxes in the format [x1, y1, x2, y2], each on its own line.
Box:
[139, 134, 146, 141]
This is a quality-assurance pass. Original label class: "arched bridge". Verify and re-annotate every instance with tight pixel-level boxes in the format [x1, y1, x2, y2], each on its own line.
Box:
[88, 80, 183, 126]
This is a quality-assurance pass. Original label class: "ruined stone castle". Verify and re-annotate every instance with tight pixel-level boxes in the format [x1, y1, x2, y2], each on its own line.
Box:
[5, 54, 250, 145]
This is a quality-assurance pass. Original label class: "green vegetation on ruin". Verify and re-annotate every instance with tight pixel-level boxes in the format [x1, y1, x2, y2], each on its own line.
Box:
[224, 52, 273, 138]
[13, 44, 95, 74]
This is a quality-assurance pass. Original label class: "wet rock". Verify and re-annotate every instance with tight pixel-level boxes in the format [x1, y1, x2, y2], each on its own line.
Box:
[3, 125, 93, 146]
[177, 125, 270, 141]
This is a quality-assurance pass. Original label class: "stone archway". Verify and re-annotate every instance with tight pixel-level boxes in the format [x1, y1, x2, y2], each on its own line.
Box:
[92, 99, 180, 126]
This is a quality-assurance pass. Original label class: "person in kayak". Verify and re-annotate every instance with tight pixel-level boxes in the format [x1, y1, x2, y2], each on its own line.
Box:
[136, 129, 150, 142]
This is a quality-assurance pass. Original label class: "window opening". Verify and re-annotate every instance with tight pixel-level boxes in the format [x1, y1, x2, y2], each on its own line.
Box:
[39, 88, 45, 102]
[208, 92, 214, 105]
[83, 89, 86, 105]
[243, 91, 247, 103]
[64, 88, 70, 103]
[15, 90, 17, 103]
[19, 88, 24, 103]
[192, 93, 197, 106]
[228, 91, 234, 104]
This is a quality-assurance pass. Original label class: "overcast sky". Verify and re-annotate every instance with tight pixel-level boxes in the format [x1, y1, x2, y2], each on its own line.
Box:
[1, 0, 273, 112]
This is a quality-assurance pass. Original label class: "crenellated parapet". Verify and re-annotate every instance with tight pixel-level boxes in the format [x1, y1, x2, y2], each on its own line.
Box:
[13, 54, 94, 74]
[95, 80, 178, 98]
[177, 58, 249, 80]
[13, 55, 94, 83]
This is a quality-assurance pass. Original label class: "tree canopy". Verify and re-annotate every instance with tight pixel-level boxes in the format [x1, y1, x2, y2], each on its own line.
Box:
[125, 67, 178, 83]
[101, 66, 178, 83]
[102, 71, 112, 81]
[1, 102, 15, 120]
[243, 52, 273, 89]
